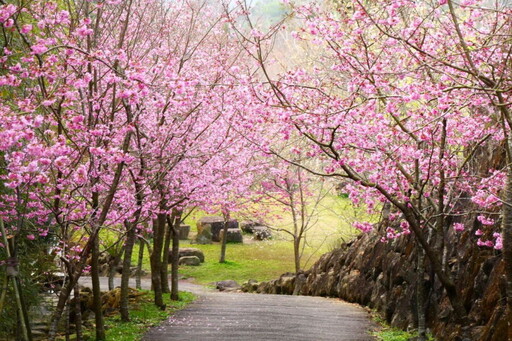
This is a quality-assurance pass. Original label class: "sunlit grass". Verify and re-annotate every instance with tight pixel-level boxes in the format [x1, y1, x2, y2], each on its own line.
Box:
[128, 191, 378, 285]
[183, 191, 376, 256]
[177, 239, 298, 284]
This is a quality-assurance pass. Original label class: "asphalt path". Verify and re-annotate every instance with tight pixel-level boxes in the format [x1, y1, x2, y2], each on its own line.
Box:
[79, 277, 376, 341]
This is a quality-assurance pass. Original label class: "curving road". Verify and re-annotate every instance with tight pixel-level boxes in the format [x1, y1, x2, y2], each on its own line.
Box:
[79, 277, 376, 341]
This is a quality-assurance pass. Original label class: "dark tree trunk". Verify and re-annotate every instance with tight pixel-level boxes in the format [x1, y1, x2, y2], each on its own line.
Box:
[168, 211, 182, 301]
[160, 215, 172, 294]
[403, 211, 467, 321]
[74, 283, 82, 341]
[91, 237, 105, 340]
[416, 245, 427, 341]
[108, 248, 124, 291]
[502, 167, 512, 339]
[14, 256, 32, 341]
[65, 295, 70, 341]
[136, 237, 144, 290]
[150, 214, 166, 309]
[219, 211, 230, 263]
[120, 221, 137, 321]
[48, 251, 89, 340]
[0, 223, 31, 341]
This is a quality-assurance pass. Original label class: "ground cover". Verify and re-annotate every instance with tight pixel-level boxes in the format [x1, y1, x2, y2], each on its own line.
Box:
[79, 291, 195, 341]
[372, 313, 435, 341]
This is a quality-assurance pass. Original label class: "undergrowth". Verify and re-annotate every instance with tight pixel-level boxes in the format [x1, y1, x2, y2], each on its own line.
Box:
[80, 291, 195, 341]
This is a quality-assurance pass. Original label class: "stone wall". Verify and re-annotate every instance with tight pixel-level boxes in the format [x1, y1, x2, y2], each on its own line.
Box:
[246, 221, 507, 341]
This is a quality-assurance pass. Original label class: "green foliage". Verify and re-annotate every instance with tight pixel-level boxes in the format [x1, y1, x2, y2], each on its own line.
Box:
[0, 238, 56, 337]
[81, 291, 195, 341]
[372, 312, 436, 341]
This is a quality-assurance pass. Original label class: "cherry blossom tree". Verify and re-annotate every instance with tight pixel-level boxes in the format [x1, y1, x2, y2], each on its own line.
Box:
[0, 0, 266, 338]
[231, 0, 512, 338]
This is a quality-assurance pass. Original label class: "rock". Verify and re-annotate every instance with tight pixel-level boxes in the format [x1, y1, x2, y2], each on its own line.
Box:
[293, 273, 306, 295]
[241, 279, 259, 293]
[169, 248, 205, 263]
[179, 224, 191, 240]
[197, 216, 224, 242]
[253, 226, 272, 240]
[98, 263, 110, 276]
[195, 223, 213, 244]
[215, 280, 240, 292]
[179, 256, 201, 266]
[219, 228, 243, 243]
[197, 216, 240, 242]
[241, 220, 270, 234]
[276, 273, 295, 295]
[240, 221, 258, 233]
[253, 218, 510, 341]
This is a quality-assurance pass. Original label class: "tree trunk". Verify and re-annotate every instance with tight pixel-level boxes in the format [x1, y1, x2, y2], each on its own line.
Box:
[160, 215, 172, 294]
[74, 283, 82, 341]
[150, 214, 166, 309]
[219, 210, 230, 263]
[65, 295, 70, 341]
[48, 250, 90, 340]
[136, 237, 144, 290]
[502, 166, 512, 340]
[120, 221, 137, 321]
[108, 248, 124, 291]
[91, 237, 105, 340]
[169, 212, 182, 301]
[403, 211, 467, 321]
[0, 220, 31, 341]
[13, 248, 32, 341]
[293, 237, 301, 274]
[416, 244, 427, 341]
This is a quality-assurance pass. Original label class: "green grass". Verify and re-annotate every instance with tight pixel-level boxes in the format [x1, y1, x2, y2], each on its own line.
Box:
[128, 192, 377, 285]
[177, 240, 300, 284]
[374, 328, 416, 341]
[82, 291, 195, 341]
[372, 312, 435, 341]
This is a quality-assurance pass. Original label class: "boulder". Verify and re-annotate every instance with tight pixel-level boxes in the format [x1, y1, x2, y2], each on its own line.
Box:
[219, 228, 243, 243]
[240, 221, 258, 233]
[215, 280, 240, 292]
[293, 273, 307, 295]
[179, 256, 201, 266]
[179, 224, 191, 240]
[197, 216, 224, 242]
[169, 248, 205, 263]
[253, 226, 272, 240]
[241, 279, 259, 293]
[197, 216, 240, 242]
[194, 224, 213, 244]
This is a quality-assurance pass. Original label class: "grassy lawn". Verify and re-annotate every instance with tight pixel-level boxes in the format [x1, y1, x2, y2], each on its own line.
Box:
[127, 192, 377, 285]
[177, 239, 299, 284]
[181, 192, 373, 251]
[80, 291, 195, 341]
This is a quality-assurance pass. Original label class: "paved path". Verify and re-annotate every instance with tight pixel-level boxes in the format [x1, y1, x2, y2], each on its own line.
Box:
[79, 277, 376, 341]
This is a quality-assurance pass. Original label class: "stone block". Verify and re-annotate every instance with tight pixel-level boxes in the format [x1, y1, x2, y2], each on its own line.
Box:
[219, 228, 243, 243]
[169, 247, 205, 263]
[179, 224, 190, 240]
[179, 256, 201, 266]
